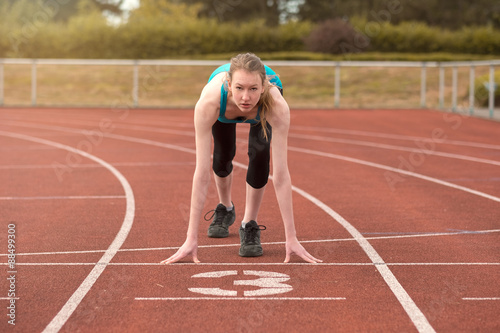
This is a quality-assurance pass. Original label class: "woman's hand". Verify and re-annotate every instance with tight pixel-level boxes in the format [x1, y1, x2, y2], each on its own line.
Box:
[161, 238, 200, 264]
[284, 237, 322, 264]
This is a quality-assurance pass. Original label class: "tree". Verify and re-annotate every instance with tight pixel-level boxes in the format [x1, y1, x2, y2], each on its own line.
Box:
[179, 0, 282, 26]
[127, 0, 202, 23]
[296, 0, 500, 29]
[3, 0, 123, 23]
[392, 0, 500, 29]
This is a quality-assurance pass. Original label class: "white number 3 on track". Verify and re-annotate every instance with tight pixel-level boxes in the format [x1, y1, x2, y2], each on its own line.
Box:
[188, 270, 293, 297]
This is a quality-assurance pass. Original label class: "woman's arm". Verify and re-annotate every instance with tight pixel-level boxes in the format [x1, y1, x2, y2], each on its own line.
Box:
[269, 88, 322, 264]
[161, 81, 220, 264]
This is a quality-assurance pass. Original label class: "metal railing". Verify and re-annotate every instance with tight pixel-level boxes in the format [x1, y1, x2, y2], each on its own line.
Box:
[0, 58, 498, 118]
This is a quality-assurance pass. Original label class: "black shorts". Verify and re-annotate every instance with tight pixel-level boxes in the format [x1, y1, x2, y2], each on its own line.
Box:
[212, 120, 272, 189]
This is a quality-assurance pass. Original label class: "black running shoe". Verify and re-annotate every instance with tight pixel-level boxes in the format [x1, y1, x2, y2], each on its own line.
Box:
[239, 220, 266, 257]
[205, 203, 236, 238]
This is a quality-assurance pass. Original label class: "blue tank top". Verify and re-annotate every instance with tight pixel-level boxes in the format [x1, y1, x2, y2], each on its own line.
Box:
[208, 63, 283, 124]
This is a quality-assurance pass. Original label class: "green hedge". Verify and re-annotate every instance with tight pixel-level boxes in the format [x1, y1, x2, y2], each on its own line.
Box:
[0, 13, 499, 59]
[349, 19, 500, 55]
[0, 15, 312, 59]
[473, 72, 500, 107]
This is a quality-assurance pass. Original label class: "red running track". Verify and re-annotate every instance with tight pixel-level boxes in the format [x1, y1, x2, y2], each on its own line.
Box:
[0, 107, 499, 332]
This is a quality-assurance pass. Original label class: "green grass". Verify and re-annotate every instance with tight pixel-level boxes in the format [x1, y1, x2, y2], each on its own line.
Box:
[185, 51, 499, 62]
[1, 53, 497, 109]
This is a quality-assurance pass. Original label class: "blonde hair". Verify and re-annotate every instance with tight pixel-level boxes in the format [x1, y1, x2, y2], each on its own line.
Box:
[228, 53, 275, 141]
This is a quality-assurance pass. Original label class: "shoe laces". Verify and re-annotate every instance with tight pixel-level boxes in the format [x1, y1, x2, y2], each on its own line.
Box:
[245, 224, 266, 244]
[204, 205, 226, 226]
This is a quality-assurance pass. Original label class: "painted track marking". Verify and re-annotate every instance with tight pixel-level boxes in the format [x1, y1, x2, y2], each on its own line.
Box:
[10, 116, 499, 151]
[289, 133, 500, 167]
[0, 161, 194, 170]
[112, 134, 436, 332]
[462, 297, 500, 301]
[4, 228, 498, 257]
[0, 195, 125, 200]
[0, 130, 136, 333]
[4, 118, 499, 332]
[3, 262, 499, 267]
[135, 297, 345, 301]
[289, 146, 500, 203]
[135, 297, 346, 301]
[189, 270, 293, 297]
[5, 117, 498, 333]
[3, 120, 498, 203]
[1, 113, 497, 332]
[291, 125, 500, 150]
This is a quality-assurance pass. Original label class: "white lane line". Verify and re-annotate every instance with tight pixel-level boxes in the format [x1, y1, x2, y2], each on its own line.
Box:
[9, 120, 499, 204]
[5, 119, 497, 332]
[4, 262, 499, 267]
[0, 130, 136, 333]
[289, 133, 500, 167]
[4, 120, 499, 202]
[135, 297, 345, 301]
[386, 262, 500, 266]
[0, 195, 125, 200]
[2, 122, 454, 333]
[291, 186, 436, 333]
[289, 146, 500, 203]
[291, 125, 500, 150]
[462, 297, 500, 301]
[13, 117, 498, 151]
[0, 161, 195, 169]
[6, 228, 499, 257]
[0, 120, 196, 155]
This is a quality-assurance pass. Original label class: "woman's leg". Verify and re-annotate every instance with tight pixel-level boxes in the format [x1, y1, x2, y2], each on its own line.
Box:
[208, 121, 237, 238]
[212, 121, 236, 207]
[242, 183, 266, 222]
[242, 122, 272, 222]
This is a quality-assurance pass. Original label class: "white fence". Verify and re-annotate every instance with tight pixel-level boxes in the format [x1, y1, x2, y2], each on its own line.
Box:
[0, 58, 498, 118]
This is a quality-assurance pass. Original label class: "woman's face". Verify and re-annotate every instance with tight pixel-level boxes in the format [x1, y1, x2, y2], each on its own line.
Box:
[228, 69, 264, 112]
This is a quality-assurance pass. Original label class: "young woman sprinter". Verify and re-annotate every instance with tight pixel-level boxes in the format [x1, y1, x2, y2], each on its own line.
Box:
[161, 53, 322, 264]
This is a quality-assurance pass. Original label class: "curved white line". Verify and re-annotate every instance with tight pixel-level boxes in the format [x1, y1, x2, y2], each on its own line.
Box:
[2, 116, 496, 332]
[3, 117, 499, 150]
[292, 125, 500, 150]
[5, 118, 498, 331]
[104, 143, 439, 330]
[0, 130, 135, 333]
[5, 228, 500, 257]
[4, 262, 500, 267]
[4, 119, 499, 168]
[289, 133, 500, 167]
[2, 122, 449, 332]
[289, 185, 435, 333]
[5, 120, 494, 203]
[289, 146, 500, 203]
